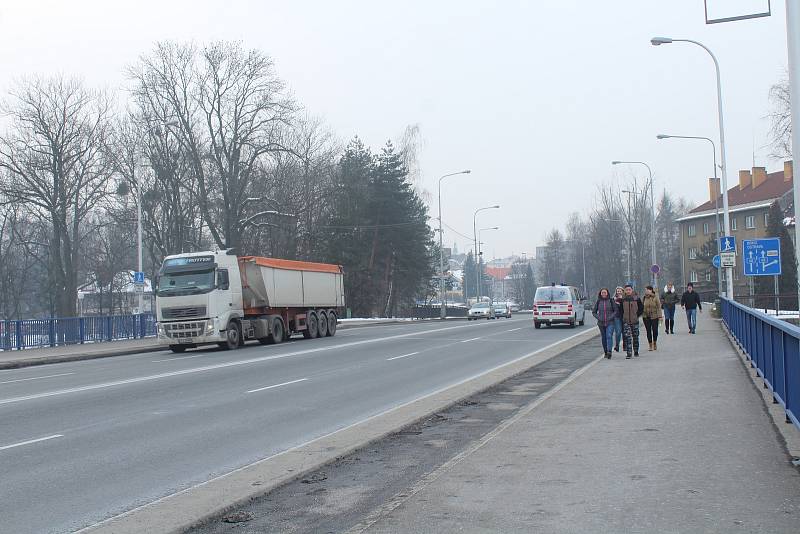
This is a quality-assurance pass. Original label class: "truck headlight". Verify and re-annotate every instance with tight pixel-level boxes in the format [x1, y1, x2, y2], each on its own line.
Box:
[205, 320, 215, 335]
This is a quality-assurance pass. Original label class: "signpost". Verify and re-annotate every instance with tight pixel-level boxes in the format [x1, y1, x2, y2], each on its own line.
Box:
[719, 235, 735, 253]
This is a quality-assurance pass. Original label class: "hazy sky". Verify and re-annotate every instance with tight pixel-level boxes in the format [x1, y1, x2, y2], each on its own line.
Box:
[0, 1, 790, 259]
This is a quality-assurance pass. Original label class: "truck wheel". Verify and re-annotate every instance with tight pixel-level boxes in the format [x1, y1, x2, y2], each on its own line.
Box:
[169, 345, 187, 353]
[303, 312, 318, 339]
[218, 321, 240, 350]
[271, 318, 285, 344]
[317, 310, 328, 337]
[326, 311, 337, 336]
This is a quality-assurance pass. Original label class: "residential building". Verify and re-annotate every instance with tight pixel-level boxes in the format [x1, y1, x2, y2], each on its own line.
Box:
[676, 161, 793, 297]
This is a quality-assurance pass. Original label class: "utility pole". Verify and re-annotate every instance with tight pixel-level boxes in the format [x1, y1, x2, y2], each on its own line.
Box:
[787, 1, 800, 312]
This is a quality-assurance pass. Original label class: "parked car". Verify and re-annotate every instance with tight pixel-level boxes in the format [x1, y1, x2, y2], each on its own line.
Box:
[532, 284, 586, 329]
[468, 302, 494, 320]
[493, 302, 512, 318]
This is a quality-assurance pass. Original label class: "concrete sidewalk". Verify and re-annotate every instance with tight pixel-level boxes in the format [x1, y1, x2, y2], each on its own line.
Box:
[0, 317, 469, 370]
[356, 313, 800, 533]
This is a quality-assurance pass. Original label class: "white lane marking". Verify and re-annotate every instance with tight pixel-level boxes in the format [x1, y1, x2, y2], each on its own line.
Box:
[0, 321, 495, 407]
[461, 337, 482, 343]
[152, 354, 210, 363]
[0, 372, 74, 385]
[77, 328, 594, 534]
[386, 352, 420, 361]
[246, 378, 308, 394]
[345, 352, 604, 534]
[507, 327, 523, 332]
[0, 434, 64, 452]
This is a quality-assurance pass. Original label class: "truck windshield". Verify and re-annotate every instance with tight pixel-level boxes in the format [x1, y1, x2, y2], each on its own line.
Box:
[157, 270, 215, 297]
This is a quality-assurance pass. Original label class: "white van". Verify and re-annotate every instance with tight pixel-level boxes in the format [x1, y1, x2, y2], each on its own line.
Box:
[532, 284, 586, 329]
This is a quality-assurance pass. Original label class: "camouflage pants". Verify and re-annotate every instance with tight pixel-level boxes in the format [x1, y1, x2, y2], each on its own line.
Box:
[622, 322, 639, 355]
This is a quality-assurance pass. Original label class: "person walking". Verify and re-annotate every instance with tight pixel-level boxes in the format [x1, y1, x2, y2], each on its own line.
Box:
[620, 284, 643, 359]
[661, 282, 679, 334]
[680, 282, 702, 334]
[593, 288, 617, 359]
[612, 286, 624, 352]
[642, 285, 662, 351]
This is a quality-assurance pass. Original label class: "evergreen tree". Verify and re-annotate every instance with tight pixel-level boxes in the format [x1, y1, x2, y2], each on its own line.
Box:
[755, 201, 798, 309]
[463, 251, 477, 302]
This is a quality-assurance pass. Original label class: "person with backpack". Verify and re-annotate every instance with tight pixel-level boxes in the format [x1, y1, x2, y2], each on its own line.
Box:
[620, 284, 643, 359]
[661, 282, 679, 334]
[593, 287, 617, 359]
[642, 285, 662, 351]
[680, 282, 702, 334]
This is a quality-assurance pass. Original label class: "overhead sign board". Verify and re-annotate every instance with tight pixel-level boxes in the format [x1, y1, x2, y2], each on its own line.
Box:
[743, 238, 781, 276]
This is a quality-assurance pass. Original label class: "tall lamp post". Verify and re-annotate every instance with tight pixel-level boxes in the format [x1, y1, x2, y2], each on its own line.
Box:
[473, 205, 500, 303]
[787, 1, 800, 312]
[479, 226, 499, 300]
[437, 170, 471, 319]
[656, 134, 723, 298]
[614, 161, 657, 287]
[651, 36, 733, 299]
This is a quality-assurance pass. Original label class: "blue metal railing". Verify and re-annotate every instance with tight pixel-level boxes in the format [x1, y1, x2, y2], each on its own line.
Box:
[721, 297, 800, 431]
[0, 314, 156, 351]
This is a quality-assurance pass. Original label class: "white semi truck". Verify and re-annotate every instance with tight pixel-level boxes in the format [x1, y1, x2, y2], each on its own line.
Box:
[155, 250, 345, 353]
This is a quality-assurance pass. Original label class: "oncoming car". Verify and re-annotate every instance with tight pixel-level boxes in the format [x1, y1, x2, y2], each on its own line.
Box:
[468, 302, 494, 320]
[532, 284, 586, 329]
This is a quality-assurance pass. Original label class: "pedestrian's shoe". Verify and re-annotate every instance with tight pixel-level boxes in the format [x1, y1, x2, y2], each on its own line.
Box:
[614, 345, 619, 352]
[634, 351, 639, 357]
[605, 352, 612, 359]
[626, 353, 632, 359]
[653, 341, 658, 351]
[648, 342, 653, 351]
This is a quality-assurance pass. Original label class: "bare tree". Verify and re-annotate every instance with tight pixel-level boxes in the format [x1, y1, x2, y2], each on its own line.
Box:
[128, 41, 296, 252]
[768, 76, 792, 158]
[0, 76, 113, 317]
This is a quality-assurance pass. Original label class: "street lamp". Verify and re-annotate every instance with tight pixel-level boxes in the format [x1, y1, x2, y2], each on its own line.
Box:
[437, 169, 471, 319]
[651, 36, 733, 299]
[613, 161, 657, 287]
[478, 226, 499, 301]
[657, 134, 722, 298]
[473, 205, 500, 303]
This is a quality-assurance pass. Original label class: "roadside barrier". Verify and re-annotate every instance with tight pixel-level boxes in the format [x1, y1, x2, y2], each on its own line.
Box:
[0, 314, 155, 350]
[721, 297, 800, 431]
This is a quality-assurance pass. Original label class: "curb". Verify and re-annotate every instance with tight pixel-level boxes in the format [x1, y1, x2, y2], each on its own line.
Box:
[77, 327, 597, 534]
[0, 318, 471, 370]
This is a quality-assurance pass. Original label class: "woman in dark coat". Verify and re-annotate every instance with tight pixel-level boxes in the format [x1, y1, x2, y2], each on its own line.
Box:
[593, 287, 618, 359]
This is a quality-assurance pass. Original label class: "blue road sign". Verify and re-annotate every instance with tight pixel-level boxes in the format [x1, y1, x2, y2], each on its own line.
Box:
[719, 235, 736, 253]
[133, 271, 145, 284]
[712, 255, 721, 269]
[743, 238, 782, 276]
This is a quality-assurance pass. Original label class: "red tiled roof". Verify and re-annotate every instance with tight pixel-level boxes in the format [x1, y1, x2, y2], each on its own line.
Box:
[690, 169, 791, 213]
[485, 266, 512, 280]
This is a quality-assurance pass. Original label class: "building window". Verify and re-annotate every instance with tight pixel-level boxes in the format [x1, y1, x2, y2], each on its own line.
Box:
[764, 212, 770, 227]
[746, 215, 755, 229]
[690, 271, 698, 283]
[703, 222, 709, 235]
[717, 219, 722, 233]
[721, 269, 726, 282]
[688, 224, 696, 237]
[688, 247, 698, 260]
[731, 217, 737, 231]
[705, 271, 711, 282]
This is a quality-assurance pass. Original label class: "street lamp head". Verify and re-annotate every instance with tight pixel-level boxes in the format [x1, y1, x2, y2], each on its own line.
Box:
[611, 161, 621, 165]
[650, 37, 673, 46]
[656, 134, 671, 140]
[491, 205, 500, 209]
[462, 169, 471, 174]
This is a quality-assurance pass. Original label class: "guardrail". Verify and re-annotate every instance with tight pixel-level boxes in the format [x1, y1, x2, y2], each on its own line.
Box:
[721, 297, 800, 431]
[0, 314, 156, 351]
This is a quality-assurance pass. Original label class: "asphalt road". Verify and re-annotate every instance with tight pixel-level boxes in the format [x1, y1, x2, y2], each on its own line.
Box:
[0, 315, 591, 534]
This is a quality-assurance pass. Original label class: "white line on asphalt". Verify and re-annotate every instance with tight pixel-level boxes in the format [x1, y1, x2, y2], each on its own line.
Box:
[386, 352, 420, 361]
[0, 434, 64, 452]
[152, 354, 210, 363]
[461, 337, 482, 343]
[0, 320, 500, 407]
[246, 378, 308, 394]
[0, 372, 74, 385]
[77, 327, 594, 534]
[507, 327, 523, 332]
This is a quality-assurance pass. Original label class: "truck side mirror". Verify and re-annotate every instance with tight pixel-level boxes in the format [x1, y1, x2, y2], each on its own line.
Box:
[217, 269, 230, 290]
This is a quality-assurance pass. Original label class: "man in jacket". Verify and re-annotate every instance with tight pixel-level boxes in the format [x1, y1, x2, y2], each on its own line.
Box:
[680, 282, 702, 334]
[620, 284, 643, 359]
[661, 282, 679, 334]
